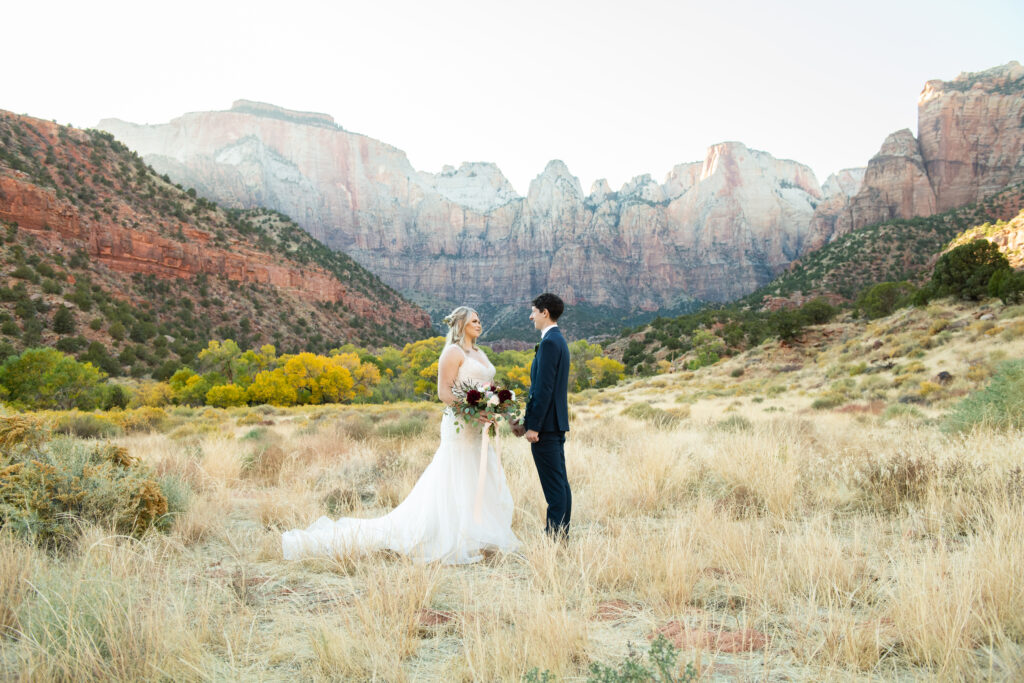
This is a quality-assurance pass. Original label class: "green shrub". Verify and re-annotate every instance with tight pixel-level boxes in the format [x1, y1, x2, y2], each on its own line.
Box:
[239, 429, 287, 484]
[54, 335, 86, 353]
[586, 633, 696, 682]
[0, 419, 169, 546]
[931, 240, 1009, 301]
[944, 359, 1024, 433]
[988, 267, 1024, 304]
[52, 305, 75, 334]
[338, 413, 374, 440]
[375, 414, 429, 439]
[856, 281, 915, 319]
[881, 404, 924, 422]
[622, 402, 686, 428]
[157, 473, 193, 523]
[714, 414, 752, 432]
[101, 384, 130, 410]
[0, 348, 106, 410]
[116, 407, 169, 434]
[49, 411, 123, 439]
[811, 395, 846, 410]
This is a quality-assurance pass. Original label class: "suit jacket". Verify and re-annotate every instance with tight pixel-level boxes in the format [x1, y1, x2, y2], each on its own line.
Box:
[525, 327, 570, 433]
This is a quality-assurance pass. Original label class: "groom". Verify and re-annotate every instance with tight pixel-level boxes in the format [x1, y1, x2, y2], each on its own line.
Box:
[514, 293, 572, 539]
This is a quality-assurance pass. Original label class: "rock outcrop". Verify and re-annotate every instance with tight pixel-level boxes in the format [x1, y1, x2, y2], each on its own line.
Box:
[100, 105, 823, 306]
[0, 112, 432, 342]
[813, 62, 1024, 242]
[99, 65, 1024, 312]
[0, 173, 351, 304]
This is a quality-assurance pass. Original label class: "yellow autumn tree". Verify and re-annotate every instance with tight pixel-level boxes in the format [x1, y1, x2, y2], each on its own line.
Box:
[280, 352, 355, 404]
[504, 365, 531, 392]
[206, 383, 248, 408]
[332, 352, 381, 398]
[234, 344, 277, 386]
[246, 368, 298, 406]
[131, 380, 174, 407]
[401, 337, 446, 400]
[416, 360, 440, 399]
[586, 356, 626, 388]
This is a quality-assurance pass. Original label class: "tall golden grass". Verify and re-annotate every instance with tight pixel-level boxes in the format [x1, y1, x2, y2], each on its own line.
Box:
[1, 400, 1023, 680]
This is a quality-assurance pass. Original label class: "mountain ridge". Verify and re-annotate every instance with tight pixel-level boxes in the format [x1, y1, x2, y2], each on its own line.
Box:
[0, 111, 433, 375]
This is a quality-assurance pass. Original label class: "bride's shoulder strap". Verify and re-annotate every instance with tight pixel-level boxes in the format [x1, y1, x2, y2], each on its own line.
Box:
[441, 343, 466, 359]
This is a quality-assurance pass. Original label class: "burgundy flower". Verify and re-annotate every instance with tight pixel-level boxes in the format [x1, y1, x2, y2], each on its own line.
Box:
[497, 389, 512, 403]
[490, 384, 498, 392]
[466, 389, 482, 405]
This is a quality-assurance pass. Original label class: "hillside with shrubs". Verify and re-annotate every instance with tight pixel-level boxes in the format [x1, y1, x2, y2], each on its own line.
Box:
[0, 111, 434, 382]
[609, 197, 1024, 377]
[750, 182, 1024, 302]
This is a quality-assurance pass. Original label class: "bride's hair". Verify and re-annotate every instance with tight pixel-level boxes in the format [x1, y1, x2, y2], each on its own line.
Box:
[443, 306, 479, 348]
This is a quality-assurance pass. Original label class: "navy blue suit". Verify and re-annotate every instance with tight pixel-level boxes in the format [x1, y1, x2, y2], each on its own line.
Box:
[525, 326, 572, 537]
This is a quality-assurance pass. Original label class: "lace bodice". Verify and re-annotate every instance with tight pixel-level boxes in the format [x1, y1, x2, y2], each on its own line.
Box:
[457, 352, 496, 385]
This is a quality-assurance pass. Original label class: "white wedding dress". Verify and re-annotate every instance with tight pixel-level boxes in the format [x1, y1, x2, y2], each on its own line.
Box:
[281, 350, 521, 564]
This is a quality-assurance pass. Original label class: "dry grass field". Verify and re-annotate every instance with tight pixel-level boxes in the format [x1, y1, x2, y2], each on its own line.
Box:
[2, 301, 1024, 681]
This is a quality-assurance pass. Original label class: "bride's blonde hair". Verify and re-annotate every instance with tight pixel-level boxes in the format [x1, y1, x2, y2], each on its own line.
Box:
[443, 306, 479, 348]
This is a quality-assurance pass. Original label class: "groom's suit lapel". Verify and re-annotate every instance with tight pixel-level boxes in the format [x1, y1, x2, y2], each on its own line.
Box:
[530, 343, 539, 385]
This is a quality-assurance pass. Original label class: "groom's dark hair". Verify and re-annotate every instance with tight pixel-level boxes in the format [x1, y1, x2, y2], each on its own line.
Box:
[532, 293, 564, 321]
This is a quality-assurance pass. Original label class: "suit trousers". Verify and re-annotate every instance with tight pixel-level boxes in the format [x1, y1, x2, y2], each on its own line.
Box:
[530, 431, 571, 537]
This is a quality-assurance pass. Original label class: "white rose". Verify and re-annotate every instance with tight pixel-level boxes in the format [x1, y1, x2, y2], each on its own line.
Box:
[509, 390, 515, 402]
[488, 395, 500, 406]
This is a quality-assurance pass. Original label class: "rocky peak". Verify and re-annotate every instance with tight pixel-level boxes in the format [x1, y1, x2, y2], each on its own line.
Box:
[918, 61, 1024, 212]
[877, 129, 922, 158]
[698, 142, 821, 198]
[619, 174, 666, 203]
[921, 61, 1024, 103]
[663, 161, 702, 200]
[588, 179, 613, 203]
[821, 168, 866, 199]
[527, 159, 583, 207]
[422, 161, 519, 213]
[809, 64, 1024, 243]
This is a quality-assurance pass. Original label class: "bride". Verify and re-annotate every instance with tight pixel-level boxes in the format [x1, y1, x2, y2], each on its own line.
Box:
[281, 306, 521, 564]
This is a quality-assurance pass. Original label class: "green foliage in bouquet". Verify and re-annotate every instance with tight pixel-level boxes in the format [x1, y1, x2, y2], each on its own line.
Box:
[450, 380, 523, 434]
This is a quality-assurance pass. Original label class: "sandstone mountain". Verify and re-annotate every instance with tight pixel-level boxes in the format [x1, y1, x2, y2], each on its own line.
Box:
[811, 62, 1024, 243]
[97, 63, 1024, 337]
[98, 104, 826, 333]
[750, 182, 1024, 303]
[0, 111, 432, 376]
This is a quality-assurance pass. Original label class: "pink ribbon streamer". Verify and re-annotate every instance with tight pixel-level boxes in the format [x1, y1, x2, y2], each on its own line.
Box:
[473, 423, 498, 523]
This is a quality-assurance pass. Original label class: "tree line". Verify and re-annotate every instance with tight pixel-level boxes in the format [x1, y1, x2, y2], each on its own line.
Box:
[0, 338, 626, 411]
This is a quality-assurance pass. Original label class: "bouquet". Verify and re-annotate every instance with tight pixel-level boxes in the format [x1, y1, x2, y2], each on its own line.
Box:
[450, 380, 522, 435]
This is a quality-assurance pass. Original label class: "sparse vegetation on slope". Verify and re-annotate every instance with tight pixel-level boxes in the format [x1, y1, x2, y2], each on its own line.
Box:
[745, 182, 1024, 303]
[0, 112, 433, 377]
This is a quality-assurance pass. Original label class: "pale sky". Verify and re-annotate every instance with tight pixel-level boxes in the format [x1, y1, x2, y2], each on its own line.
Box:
[5, 0, 1022, 195]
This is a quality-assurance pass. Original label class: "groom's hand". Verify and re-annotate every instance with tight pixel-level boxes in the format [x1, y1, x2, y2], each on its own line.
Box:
[524, 429, 540, 443]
